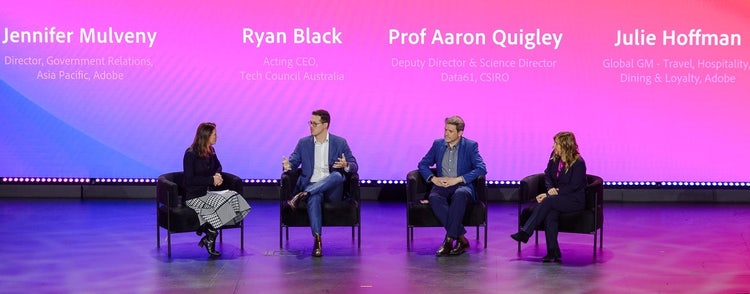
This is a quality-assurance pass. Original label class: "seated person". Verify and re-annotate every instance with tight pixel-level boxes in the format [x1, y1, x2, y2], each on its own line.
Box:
[511, 131, 586, 263]
[183, 122, 251, 257]
[283, 109, 358, 257]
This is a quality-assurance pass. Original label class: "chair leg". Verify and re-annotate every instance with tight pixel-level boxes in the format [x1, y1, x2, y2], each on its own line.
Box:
[240, 221, 245, 251]
[157, 225, 160, 248]
[357, 225, 361, 249]
[279, 225, 283, 248]
[406, 227, 410, 251]
[600, 227, 604, 249]
[484, 224, 488, 249]
[167, 230, 172, 258]
[476, 226, 480, 240]
[594, 230, 598, 260]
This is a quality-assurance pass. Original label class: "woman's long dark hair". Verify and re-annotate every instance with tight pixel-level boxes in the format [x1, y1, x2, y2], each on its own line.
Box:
[190, 122, 216, 158]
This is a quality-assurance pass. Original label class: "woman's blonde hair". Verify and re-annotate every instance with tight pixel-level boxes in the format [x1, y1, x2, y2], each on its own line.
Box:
[553, 131, 580, 170]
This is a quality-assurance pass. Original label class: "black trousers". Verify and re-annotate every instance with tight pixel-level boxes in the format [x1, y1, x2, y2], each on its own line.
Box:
[521, 195, 583, 253]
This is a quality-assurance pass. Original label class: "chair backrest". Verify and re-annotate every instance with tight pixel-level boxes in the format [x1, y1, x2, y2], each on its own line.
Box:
[406, 169, 487, 203]
[157, 172, 184, 207]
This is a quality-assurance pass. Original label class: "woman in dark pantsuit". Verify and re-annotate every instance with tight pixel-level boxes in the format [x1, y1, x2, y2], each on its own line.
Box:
[183, 122, 251, 257]
[511, 131, 586, 263]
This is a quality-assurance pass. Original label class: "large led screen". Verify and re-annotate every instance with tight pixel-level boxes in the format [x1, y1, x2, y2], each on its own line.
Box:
[1, 1, 748, 181]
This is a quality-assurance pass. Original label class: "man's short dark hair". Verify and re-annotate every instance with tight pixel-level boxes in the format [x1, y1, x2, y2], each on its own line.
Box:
[312, 109, 330, 126]
[445, 115, 465, 132]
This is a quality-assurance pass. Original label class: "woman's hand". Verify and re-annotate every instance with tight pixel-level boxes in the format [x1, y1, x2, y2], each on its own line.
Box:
[213, 173, 223, 186]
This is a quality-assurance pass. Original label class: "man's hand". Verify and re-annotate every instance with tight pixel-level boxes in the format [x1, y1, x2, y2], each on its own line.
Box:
[431, 176, 463, 188]
[547, 188, 559, 196]
[332, 153, 348, 169]
[282, 156, 291, 172]
[536, 193, 547, 203]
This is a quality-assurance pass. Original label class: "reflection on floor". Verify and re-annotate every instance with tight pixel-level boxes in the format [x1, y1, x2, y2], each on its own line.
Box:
[0, 199, 749, 293]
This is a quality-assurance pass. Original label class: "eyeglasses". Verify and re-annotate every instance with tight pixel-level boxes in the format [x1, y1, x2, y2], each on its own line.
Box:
[308, 121, 324, 127]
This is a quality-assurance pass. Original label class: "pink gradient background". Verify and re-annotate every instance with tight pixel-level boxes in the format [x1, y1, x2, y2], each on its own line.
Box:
[0, 0, 748, 181]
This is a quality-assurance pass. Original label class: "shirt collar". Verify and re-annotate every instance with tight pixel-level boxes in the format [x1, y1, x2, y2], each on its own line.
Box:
[445, 137, 461, 149]
[314, 132, 330, 144]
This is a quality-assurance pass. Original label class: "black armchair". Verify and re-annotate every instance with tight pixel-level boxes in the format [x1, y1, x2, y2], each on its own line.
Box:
[279, 170, 361, 248]
[517, 173, 604, 257]
[156, 171, 245, 257]
[406, 169, 488, 250]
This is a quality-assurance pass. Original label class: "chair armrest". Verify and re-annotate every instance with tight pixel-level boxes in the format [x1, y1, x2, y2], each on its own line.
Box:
[519, 173, 545, 204]
[406, 169, 431, 202]
[157, 173, 180, 207]
[216, 172, 244, 194]
[585, 174, 604, 211]
[346, 172, 360, 201]
[280, 170, 301, 201]
[474, 174, 488, 203]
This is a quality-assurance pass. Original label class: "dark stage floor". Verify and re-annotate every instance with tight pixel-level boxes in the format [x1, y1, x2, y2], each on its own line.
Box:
[1, 199, 749, 293]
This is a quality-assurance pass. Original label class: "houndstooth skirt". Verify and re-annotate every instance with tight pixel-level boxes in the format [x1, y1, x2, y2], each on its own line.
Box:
[186, 190, 251, 229]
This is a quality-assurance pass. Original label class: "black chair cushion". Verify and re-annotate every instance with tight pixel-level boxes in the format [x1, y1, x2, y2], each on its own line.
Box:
[519, 205, 595, 234]
[281, 199, 359, 227]
[158, 205, 200, 233]
[408, 202, 486, 227]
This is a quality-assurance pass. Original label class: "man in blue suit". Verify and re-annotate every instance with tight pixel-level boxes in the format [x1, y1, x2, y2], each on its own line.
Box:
[418, 116, 486, 256]
[283, 109, 358, 257]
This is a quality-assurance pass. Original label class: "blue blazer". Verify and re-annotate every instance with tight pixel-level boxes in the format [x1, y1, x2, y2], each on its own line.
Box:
[418, 137, 487, 199]
[287, 133, 358, 192]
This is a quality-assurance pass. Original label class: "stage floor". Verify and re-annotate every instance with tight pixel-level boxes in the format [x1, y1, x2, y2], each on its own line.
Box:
[1, 199, 748, 293]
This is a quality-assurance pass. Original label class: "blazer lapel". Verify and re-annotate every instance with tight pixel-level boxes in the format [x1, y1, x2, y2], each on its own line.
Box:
[327, 136, 335, 167]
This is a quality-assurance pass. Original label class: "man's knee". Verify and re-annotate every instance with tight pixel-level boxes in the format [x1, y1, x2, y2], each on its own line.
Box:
[453, 187, 473, 202]
[330, 171, 345, 183]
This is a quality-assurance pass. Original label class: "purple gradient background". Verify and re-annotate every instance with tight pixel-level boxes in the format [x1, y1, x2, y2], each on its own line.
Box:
[1, 1, 748, 181]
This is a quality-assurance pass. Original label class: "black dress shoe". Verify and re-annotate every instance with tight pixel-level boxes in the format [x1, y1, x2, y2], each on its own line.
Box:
[449, 236, 470, 255]
[510, 231, 530, 243]
[288, 191, 309, 209]
[436, 236, 454, 256]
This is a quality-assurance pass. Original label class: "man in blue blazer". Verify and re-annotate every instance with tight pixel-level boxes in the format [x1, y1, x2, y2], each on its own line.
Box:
[283, 109, 358, 257]
[418, 116, 487, 256]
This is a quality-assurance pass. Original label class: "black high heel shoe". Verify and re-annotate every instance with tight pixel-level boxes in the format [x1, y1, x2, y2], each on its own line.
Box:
[197, 224, 221, 257]
[510, 231, 530, 243]
[198, 236, 221, 257]
[542, 251, 561, 263]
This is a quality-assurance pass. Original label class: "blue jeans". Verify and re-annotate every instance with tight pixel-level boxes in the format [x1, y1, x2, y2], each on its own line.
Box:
[304, 172, 345, 235]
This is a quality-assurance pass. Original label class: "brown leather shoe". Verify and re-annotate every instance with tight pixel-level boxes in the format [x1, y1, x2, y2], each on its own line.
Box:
[449, 235, 470, 255]
[436, 236, 454, 256]
[288, 191, 308, 209]
[312, 233, 323, 257]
